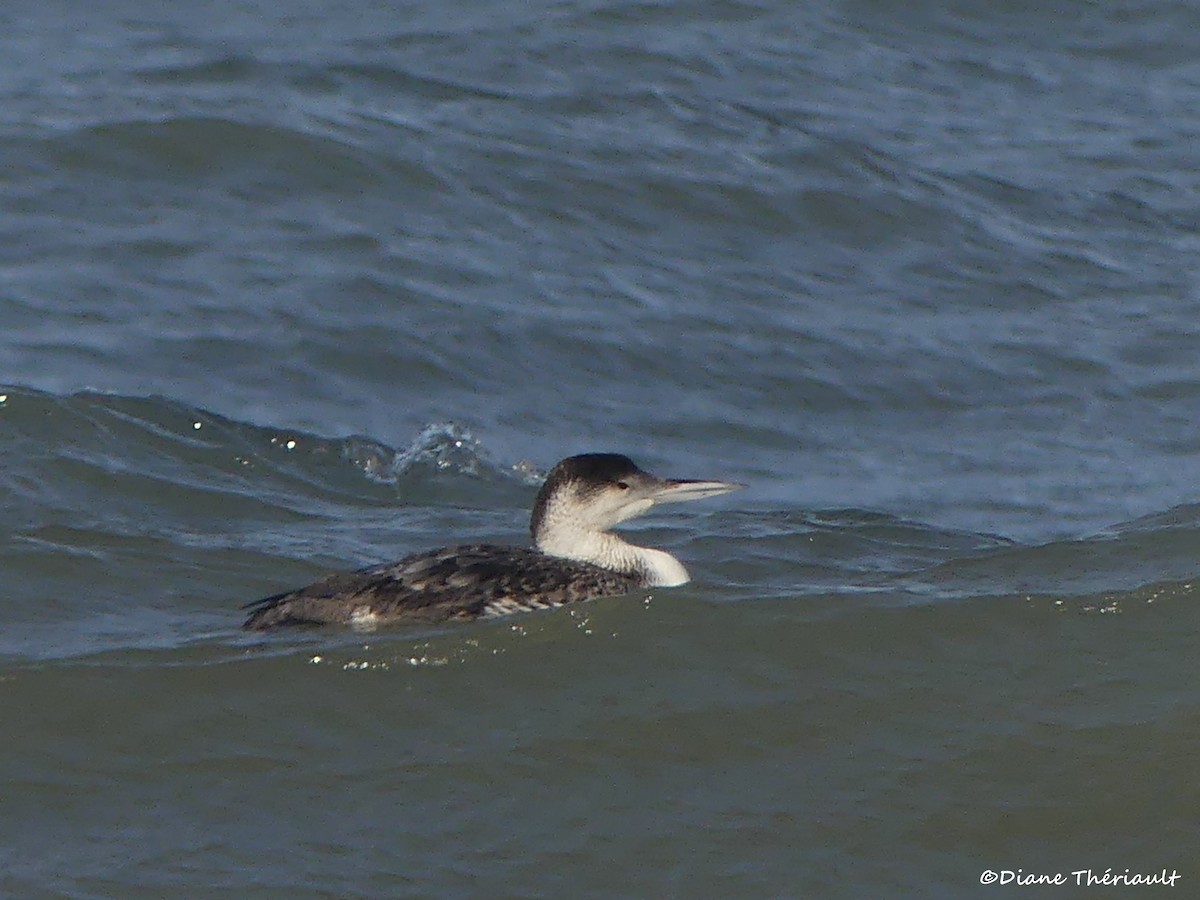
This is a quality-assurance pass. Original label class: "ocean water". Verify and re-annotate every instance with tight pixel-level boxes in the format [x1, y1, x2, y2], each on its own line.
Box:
[3, 1, 1200, 896]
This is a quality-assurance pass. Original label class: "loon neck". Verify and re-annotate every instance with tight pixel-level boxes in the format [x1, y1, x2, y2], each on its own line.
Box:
[535, 529, 690, 588]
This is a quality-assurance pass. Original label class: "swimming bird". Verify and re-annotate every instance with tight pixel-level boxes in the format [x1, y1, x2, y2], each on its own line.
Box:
[243, 453, 744, 629]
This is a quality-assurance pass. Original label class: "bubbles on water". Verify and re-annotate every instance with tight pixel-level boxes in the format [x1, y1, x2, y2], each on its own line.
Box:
[303, 637, 481, 671]
[1084, 600, 1122, 614]
[568, 607, 593, 636]
[1047, 579, 1196, 615]
[510, 457, 545, 484]
[343, 660, 382, 670]
[296, 606, 633, 672]
[404, 655, 449, 667]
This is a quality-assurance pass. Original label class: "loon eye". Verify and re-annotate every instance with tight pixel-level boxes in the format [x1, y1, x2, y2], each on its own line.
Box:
[615, 481, 630, 490]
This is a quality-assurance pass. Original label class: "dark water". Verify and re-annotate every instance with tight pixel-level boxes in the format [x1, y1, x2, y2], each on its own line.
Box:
[3, 1, 1200, 896]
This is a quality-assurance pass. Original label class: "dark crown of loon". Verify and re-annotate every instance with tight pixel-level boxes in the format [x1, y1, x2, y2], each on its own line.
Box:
[242, 452, 744, 630]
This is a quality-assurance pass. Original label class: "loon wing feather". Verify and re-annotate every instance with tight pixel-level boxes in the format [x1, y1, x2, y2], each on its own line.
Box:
[243, 544, 641, 630]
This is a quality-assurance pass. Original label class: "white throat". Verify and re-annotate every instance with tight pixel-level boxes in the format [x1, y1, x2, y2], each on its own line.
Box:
[535, 525, 690, 587]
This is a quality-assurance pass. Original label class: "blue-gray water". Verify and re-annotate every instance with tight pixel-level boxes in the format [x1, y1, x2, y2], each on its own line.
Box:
[3, 2, 1200, 897]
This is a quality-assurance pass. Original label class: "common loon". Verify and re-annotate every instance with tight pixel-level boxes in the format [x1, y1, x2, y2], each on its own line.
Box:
[243, 453, 744, 629]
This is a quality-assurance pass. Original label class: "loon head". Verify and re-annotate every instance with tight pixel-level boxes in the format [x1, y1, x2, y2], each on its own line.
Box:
[529, 453, 744, 583]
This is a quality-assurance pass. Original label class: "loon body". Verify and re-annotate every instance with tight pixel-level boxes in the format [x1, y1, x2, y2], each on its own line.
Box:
[243, 453, 743, 630]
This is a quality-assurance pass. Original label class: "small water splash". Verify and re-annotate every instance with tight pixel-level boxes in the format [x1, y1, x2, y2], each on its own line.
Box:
[334, 422, 488, 484]
[341, 436, 398, 482]
[393, 421, 488, 477]
[339, 421, 545, 486]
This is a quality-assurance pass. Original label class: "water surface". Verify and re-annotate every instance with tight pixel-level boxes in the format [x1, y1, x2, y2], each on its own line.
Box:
[3, 1, 1200, 896]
